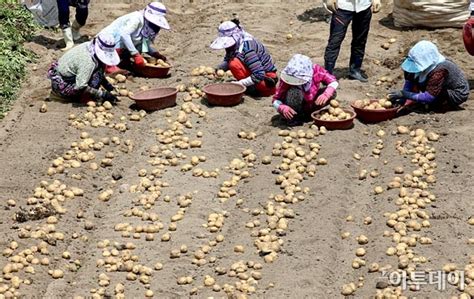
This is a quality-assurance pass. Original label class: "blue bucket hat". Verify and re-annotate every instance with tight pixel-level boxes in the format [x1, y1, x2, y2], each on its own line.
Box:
[401, 40, 445, 74]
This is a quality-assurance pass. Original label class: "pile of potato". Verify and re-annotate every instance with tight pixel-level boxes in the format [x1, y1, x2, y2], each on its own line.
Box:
[145, 58, 170, 68]
[353, 98, 393, 110]
[191, 65, 233, 80]
[317, 100, 353, 121]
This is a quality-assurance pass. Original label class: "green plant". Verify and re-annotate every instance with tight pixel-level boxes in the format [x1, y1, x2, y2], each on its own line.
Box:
[0, 3, 39, 119]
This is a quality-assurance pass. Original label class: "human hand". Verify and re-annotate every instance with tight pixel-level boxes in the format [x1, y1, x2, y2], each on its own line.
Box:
[133, 53, 145, 67]
[150, 51, 167, 62]
[315, 93, 330, 106]
[372, 0, 381, 13]
[101, 91, 119, 103]
[324, 0, 338, 13]
[278, 104, 297, 120]
[387, 90, 404, 101]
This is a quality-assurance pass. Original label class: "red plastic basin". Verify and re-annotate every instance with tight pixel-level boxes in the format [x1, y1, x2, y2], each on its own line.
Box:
[203, 83, 246, 106]
[129, 87, 177, 111]
[351, 100, 398, 123]
[135, 64, 171, 78]
[311, 108, 356, 130]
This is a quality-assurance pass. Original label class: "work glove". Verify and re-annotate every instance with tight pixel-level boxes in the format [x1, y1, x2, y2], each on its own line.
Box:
[323, 0, 338, 13]
[101, 90, 119, 103]
[278, 104, 297, 120]
[133, 53, 146, 67]
[263, 76, 278, 88]
[150, 51, 167, 62]
[387, 90, 405, 101]
[315, 86, 336, 106]
[372, 0, 381, 13]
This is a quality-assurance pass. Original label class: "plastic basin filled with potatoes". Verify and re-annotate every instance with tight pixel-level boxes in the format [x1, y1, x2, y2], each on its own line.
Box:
[351, 99, 399, 123]
[311, 100, 357, 130]
[135, 57, 171, 78]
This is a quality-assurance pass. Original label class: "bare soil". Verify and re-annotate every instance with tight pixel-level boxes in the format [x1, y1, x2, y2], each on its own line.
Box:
[0, 1, 473, 298]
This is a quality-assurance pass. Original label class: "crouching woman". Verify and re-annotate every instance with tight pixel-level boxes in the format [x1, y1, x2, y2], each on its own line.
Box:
[273, 54, 339, 124]
[48, 33, 120, 103]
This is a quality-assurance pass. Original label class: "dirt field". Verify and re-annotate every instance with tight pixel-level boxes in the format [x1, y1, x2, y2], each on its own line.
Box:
[0, 0, 473, 298]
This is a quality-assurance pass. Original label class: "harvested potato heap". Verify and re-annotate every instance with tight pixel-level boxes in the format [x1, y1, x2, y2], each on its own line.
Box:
[318, 100, 352, 121]
[341, 127, 440, 297]
[191, 65, 233, 80]
[145, 57, 170, 68]
[353, 98, 393, 110]
[68, 101, 144, 132]
[340, 127, 442, 297]
[230, 126, 324, 268]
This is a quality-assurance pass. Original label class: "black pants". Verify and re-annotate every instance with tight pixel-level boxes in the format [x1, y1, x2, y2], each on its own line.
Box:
[57, 0, 89, 29]
[324, 7, 372, 74]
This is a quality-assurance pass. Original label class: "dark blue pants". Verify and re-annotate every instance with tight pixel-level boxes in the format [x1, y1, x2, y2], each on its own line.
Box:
[57, 0, 89, 28]
[324, 7, 372, 74]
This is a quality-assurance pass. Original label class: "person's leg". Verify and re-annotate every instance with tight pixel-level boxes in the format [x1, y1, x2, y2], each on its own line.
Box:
[57, 0, 74, 50]
[349, 7, 372, 82]
[71, 0, 89, 40]
[324, 9, 353, 74]
[228, 58, 251, 80]
[57, 0, 70, 28]
[74, 0, 89, 26]
[228, 58, 273, 97]
[255, 72, 278, 97]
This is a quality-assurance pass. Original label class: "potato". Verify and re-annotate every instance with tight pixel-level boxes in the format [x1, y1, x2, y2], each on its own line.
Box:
[262, 156, 272, 165]
[216, 69, 225, 77]
[329, 100, 340, 108]
[50, 269, 64, 279]
[397, 126, 409, 134]
[355, 248, 366, 257]
[374, 186, 384, 194]
[234, 245, 245, 253]
[40, 103, 48, 113]
[115, 74, 127, 83]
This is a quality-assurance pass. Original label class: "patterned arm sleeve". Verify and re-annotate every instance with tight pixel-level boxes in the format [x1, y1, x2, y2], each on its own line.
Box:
[242, 43, 266, 83]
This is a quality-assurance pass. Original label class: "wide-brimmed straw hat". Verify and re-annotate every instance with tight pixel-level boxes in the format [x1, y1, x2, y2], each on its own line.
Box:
[94, 33, 120, 66]
[210, 21, 241, 50]
[144, 2, 170, 30]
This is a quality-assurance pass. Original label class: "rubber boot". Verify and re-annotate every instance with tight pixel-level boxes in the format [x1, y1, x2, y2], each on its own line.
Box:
[71, 20, 82, 41]
[348, 65, 368, 83]
[61, 27, 74, 51]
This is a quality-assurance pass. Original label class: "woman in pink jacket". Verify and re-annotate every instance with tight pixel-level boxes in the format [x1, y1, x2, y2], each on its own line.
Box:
[272, 54, 339, 124]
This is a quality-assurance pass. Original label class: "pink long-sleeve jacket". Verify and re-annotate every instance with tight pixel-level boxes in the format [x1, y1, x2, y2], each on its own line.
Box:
[273, 64, 337, 110]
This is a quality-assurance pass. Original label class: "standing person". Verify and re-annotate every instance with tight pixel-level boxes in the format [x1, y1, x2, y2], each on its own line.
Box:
[48, 33, 120, 103]
[388, 41, 469, 110]
[210, 19, 278, 97]
[272, 54, 339, 125]
[323, 0, 381, 82]
[58, 0, 90, 51]
[98, 2, 170, 74]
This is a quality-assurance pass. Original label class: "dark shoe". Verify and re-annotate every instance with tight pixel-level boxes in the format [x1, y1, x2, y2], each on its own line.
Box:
[348, 68, 368, 83]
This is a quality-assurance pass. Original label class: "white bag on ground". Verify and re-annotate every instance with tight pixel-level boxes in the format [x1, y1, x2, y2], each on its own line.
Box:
[393, 0, 470, 28]
[22, 0, 59, 27]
